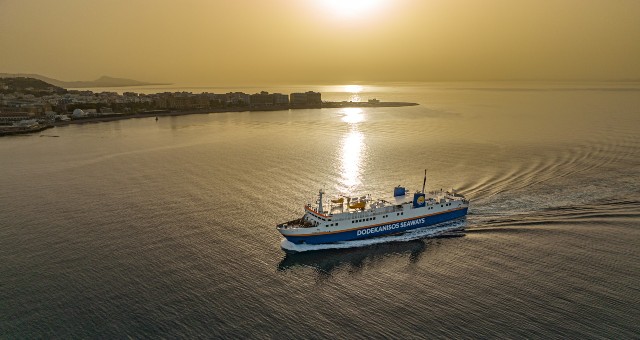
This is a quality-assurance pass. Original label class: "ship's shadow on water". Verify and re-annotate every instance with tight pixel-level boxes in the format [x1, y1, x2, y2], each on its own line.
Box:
[277, 231, 465, 275]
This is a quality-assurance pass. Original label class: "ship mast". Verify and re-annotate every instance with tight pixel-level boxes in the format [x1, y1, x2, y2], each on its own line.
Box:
[422, 169, 427, 193]
[318, 189, 324, 213]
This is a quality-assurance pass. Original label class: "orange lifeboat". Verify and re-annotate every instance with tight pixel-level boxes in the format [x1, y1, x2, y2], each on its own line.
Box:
[348, 201, 366, 209]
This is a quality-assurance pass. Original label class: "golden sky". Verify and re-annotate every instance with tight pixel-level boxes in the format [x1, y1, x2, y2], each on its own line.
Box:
[1, 0, 639, 84]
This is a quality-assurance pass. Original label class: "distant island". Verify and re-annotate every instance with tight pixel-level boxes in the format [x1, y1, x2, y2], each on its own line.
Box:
[0, 77, 417, 136]
[0, 73, 169, 88]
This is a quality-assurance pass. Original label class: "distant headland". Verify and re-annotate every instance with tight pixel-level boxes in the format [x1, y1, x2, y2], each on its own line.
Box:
[0, 76, 417, 136]
[0, 73, 169, 88]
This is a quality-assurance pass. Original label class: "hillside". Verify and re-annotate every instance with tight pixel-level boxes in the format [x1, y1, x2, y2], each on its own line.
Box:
[0, 77, 66, 96]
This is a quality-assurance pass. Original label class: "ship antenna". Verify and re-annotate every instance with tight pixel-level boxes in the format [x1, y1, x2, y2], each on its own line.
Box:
[422, 169, 427, 193]
[318, 189, 324, 213]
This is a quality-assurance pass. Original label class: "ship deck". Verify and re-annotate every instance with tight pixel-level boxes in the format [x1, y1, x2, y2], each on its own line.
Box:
[278, 192, 468, 230]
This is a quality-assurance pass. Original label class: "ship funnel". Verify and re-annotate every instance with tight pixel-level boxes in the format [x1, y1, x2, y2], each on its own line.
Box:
[413, 192, 426, 208]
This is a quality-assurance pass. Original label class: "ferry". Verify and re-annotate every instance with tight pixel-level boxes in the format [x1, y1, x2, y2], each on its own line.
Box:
[277, 171, 469, 245]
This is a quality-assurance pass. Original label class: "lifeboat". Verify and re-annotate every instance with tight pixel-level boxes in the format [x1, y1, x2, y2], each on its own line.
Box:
[348, 201, 366, 209]
[331, 197, 344, 204]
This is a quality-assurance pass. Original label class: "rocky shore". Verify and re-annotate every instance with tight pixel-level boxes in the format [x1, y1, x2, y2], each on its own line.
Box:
[0, 124, 54, 136]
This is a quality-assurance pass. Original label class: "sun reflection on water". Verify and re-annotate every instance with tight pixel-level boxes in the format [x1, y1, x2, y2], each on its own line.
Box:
[337, 108, 367, 193]
[340, 130, 364, 190]
[340, 107, 365, 124]
[344, 84, 363, 102]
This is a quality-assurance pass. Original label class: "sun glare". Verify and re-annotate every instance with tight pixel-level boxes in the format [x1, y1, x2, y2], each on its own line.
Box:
[317, 0, 388, 18]
[344, 85, 363, 93]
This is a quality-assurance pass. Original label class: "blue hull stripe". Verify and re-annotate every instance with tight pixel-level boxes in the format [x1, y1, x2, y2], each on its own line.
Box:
[283, 207, 468, 244]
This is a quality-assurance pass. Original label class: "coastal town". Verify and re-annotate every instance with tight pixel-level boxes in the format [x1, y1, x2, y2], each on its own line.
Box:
[0, 77, 416, 136]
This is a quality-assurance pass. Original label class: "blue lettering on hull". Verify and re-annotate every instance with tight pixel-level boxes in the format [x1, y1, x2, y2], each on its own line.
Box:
[284, 208, 468, 244]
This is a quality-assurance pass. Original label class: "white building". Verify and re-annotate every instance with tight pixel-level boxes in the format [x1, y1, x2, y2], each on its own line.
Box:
[72, 109, 87, 118]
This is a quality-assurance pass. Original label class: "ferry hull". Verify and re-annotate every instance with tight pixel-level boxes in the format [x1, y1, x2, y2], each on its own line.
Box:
[282, 208, 468, 245]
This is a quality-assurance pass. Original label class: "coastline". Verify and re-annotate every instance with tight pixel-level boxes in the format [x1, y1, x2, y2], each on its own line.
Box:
[51, 101, 419, 127]
[0, 101, 418, 136]
[0, 124, 55, 136]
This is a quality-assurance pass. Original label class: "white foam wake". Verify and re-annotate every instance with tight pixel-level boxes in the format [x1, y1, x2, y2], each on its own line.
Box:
[280, 219, 466, 253]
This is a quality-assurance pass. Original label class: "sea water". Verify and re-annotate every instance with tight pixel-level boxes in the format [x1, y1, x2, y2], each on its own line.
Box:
[1, 82, 638, 338]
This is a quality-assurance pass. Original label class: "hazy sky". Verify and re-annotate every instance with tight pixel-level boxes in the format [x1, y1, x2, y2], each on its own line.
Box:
[1, 0, 639, 84]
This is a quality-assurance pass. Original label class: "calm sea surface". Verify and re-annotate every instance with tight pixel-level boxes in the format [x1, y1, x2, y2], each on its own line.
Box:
[1, 82, 639, 338]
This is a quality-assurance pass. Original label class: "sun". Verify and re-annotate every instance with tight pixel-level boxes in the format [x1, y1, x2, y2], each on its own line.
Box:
[344, 85, 363, 93]
[317, 0, 389, 19]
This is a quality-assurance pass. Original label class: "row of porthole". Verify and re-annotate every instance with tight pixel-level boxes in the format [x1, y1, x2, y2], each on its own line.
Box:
[352, 217, 376, 224]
